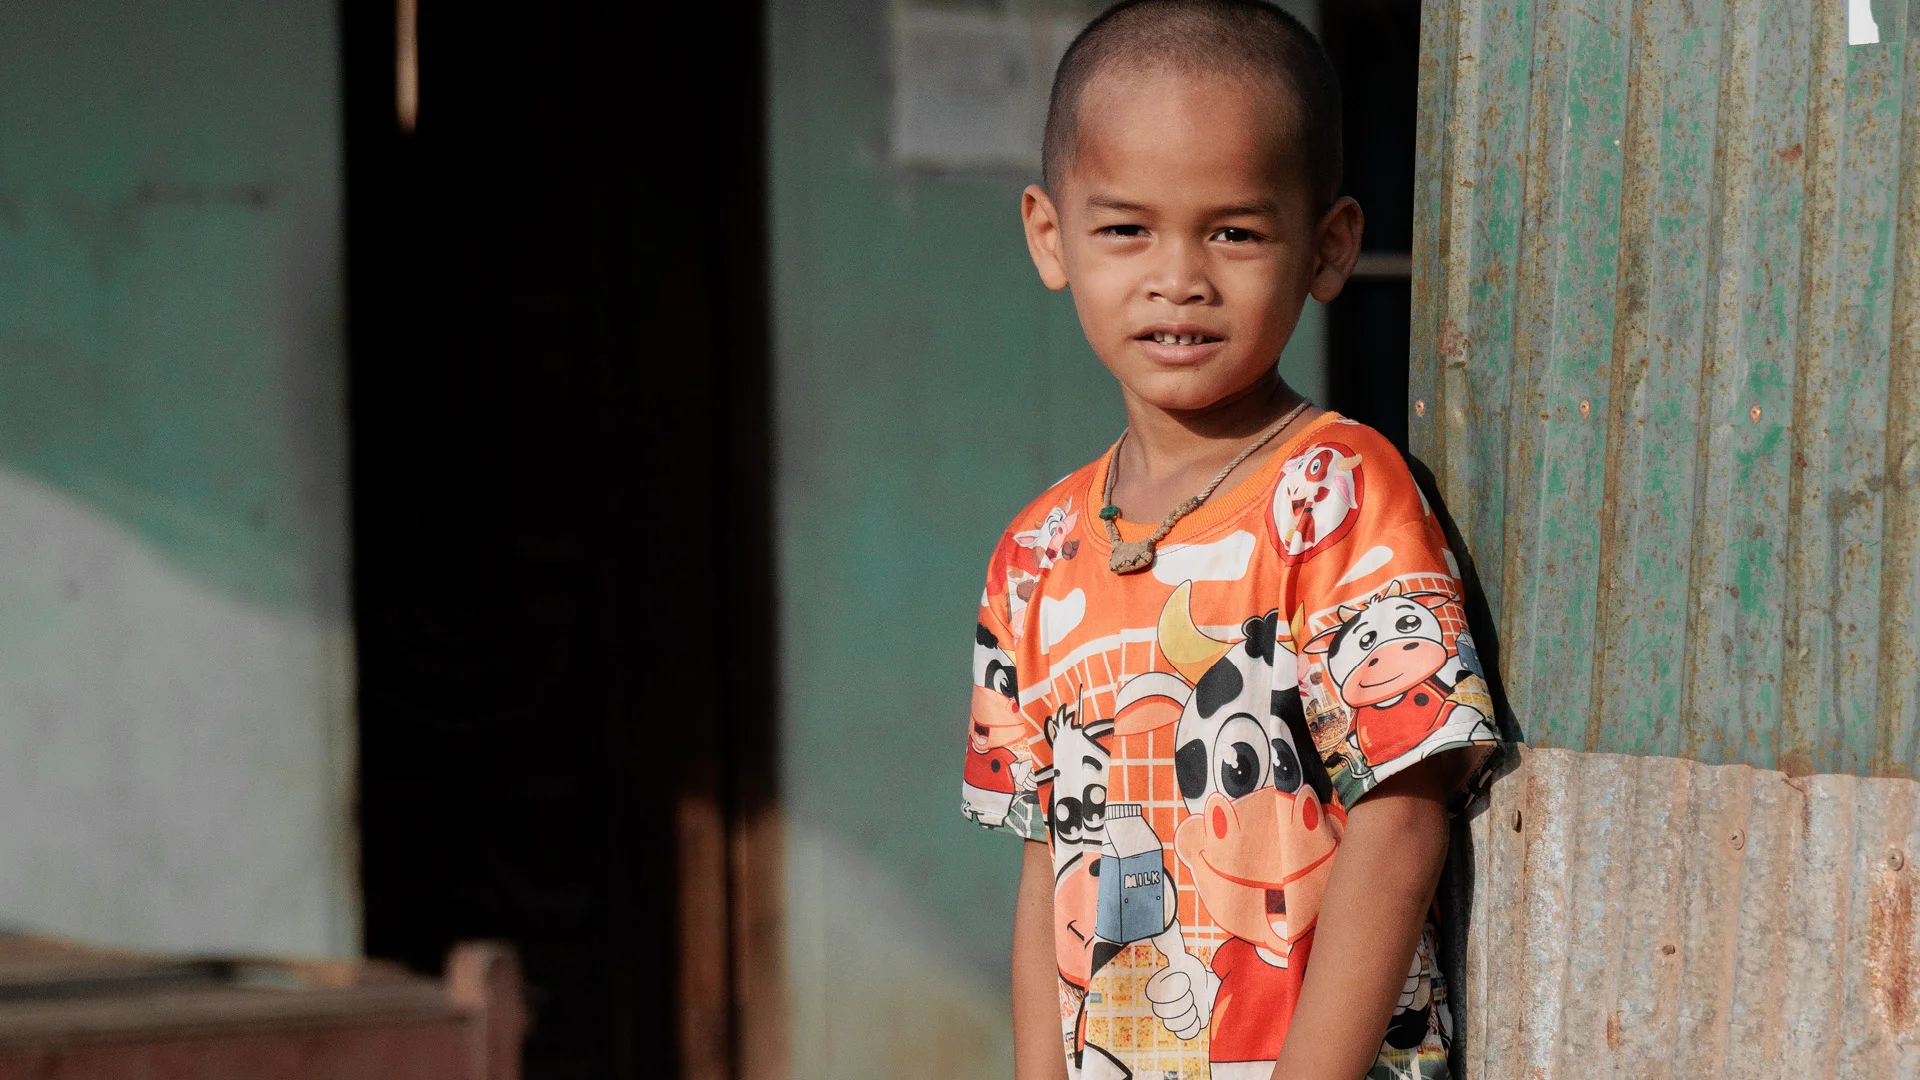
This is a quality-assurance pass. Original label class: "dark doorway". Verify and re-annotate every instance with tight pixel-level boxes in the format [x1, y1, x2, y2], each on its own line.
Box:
[1323, 0, 1421, 451]
[340, 1, 777, 1077]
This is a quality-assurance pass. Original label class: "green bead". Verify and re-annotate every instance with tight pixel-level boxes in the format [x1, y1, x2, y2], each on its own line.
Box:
[1099, 505, 1121, 521]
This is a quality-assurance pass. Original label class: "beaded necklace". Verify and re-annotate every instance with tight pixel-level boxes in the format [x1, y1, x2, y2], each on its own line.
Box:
[1099, 399, 1312, 574]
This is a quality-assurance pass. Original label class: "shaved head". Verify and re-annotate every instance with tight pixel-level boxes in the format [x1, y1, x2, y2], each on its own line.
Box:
[1041, 0, 1342, 208]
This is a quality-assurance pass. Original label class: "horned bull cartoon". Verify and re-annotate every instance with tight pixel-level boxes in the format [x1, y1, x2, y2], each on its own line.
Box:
[1113, 584, 1346, 1078]
[1274, 443, 1364, 559]
[1303, 581, 1496, 770]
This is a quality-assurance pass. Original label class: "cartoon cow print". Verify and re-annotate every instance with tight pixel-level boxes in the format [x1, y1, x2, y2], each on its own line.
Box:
[1035, 696, 1113, 993]
[1015, 498, 1081, 570]
[1273, 443, 1363, 561]
[1304, 581, 1494, 769]
[963, 625, 1035, 828]
[1113, 584, 1345, 1073]
[1033, 698, 1134, 1078]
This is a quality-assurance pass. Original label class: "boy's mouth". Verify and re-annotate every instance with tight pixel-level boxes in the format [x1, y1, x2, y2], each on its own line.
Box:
[1135, 327, 1227, 365]
[1140, 331, 1222, 346]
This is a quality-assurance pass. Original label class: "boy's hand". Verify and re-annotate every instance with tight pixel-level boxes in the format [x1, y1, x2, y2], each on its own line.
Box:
[1270, 752, 1466, 1080]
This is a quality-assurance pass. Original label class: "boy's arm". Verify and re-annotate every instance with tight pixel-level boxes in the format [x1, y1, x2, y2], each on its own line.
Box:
[1270, 753, 1459, 1080]
[1013, 839, 1069, 1080]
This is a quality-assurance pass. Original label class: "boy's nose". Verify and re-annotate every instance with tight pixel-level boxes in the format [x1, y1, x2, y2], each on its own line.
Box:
[1145, 242, 1216, 304]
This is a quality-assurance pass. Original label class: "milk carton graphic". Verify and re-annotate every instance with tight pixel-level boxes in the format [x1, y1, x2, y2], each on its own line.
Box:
[1095, 803, 1168, 944]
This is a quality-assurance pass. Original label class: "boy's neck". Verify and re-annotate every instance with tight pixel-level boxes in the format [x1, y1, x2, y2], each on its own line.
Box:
[1118, 370, 1305, 481]
[1107, 370, 1318, 526]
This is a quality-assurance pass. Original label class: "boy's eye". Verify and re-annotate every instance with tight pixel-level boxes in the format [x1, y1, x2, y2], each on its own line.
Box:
[1212, 227, 1258, 243]
[1100, 225, 1147, 238]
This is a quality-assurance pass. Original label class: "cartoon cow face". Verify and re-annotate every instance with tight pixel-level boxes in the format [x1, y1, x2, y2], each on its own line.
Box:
[1043, 701, 1111, 854]
[1014, 499, 1080, 570]
[1274, 444, 1363, 559]
[1167, 617, 1302, 816]
[1309, 585, 1451, 708]
[1115, 586, 1343, 960]
[1037, 697, 1112, 987]
[970, 624, 1026, 753]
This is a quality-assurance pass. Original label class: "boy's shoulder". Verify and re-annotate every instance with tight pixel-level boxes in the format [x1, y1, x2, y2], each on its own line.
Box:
[991, 455, 1106, 552]
[1289, 413, 1408, 465]
[976, 456, 1105, 629]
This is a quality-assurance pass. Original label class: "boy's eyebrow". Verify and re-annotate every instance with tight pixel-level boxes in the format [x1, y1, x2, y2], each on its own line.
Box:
[1085, 195, 1152, 214]
[1211, 200, 1282, 217]
[1083, 195, 1281, 217]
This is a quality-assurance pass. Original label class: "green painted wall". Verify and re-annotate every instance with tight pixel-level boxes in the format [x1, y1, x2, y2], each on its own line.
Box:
[1409, 0, 1920, 776]
[772, 3, 1321, 1074]
[0, 0, 355, 955]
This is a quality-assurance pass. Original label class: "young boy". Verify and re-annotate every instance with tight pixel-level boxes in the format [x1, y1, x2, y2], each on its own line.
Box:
[958, 3, 1503, 1078]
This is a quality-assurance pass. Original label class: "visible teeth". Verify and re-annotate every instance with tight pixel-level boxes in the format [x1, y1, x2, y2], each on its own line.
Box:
[1151, 332, 1213, 345]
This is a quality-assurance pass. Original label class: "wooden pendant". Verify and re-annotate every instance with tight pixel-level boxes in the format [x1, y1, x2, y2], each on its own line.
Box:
[1109, 539, 1157, 574]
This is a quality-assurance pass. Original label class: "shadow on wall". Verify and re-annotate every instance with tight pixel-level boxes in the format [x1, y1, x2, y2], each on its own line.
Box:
[1405, 453, 1524, 1074]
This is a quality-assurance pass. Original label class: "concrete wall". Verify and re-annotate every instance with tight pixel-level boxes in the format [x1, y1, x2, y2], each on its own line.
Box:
[771, 3, 1321, 1075]
[0, 0, 356, 956]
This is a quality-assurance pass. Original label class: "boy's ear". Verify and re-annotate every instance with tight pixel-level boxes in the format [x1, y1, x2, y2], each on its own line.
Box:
[1308, 195, 1364, 304]
[1022, 185, 1071, 292]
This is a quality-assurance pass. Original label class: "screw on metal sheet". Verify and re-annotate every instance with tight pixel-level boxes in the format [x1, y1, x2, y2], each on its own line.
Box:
[1891, 850, 1906, 871]
[1750, 405, 1762, 423]
[1415, 400, 1426, 417]
[1660, 944, 1676, 956]
[1511, 809, 1523, 832]
[1578, 400, 1591, 419]
[1729, 830, 1745, 849]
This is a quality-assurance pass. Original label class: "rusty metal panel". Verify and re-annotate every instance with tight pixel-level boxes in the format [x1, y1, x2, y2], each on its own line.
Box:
[1460, 747, 1920, 1076]
[1413, 0, 1920, 774]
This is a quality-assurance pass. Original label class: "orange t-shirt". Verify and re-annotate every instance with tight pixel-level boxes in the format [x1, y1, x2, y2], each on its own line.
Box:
[961, 414, 1499, 1080]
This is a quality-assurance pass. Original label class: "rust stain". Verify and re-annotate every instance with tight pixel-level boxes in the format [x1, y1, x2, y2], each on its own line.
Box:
[1869, 865, 1915, 1030]
[1470, 750, 1920, 1072]
[1776, 142, 1804, 165]
[1439, 317, 1468, 359]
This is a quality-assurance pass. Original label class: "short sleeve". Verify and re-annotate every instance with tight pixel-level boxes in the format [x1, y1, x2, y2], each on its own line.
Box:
[961, 534, 1048, 840]
[1282, 426, 1504, 808]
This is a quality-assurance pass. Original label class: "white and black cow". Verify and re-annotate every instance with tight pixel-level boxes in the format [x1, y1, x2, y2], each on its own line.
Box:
[1303, 581, 1493, 771]
[1114, 592, 1345, 1071]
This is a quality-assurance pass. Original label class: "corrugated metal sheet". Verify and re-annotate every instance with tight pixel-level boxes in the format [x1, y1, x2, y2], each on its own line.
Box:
[1410, 0, 1920, 775]
[1459, 747, 1920, 1076]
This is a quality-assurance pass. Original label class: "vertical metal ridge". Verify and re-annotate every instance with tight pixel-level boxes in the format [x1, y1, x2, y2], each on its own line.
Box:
[1422, 0, 1482, 529]
[1877, 0, 1920, 779]
[1777, 0, 1852, 777]
[1589, 0, 1660, 754]
[1494, 0, 1561, 734]
[1408, 0, 1451, 467]
[1678, 0, 1762, 766]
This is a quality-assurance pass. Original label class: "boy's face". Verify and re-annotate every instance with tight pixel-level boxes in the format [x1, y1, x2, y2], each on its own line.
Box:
[1022, 67, 1360, 412]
